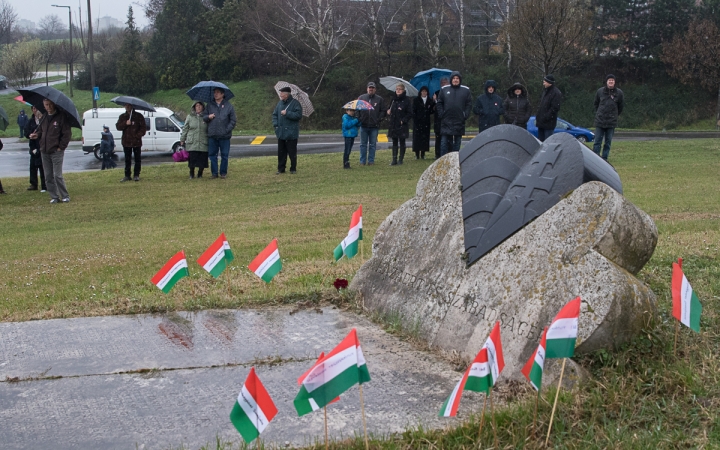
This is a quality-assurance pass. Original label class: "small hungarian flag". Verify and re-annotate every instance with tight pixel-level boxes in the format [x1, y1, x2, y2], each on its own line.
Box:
[229, 367, 278, 444]
[356, 204, 363, 241]
[151, 250, 189, 293]
[334, 205, 363, 260]
[294, 328, 371, 416]
[296, 352, 340, 412]
[197, 233, 232, 278]
[248, 239, 282, 283]
[545, 297, 581, 358]
[333, 242, 344, 262]
[439, 348, 489, 417]
[482, 321, 505, 390]
[672, 258, 702, 332]
[521, 327, 548, 391]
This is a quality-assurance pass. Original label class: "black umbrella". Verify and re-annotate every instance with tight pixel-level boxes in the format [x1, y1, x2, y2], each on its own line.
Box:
[110, 96, 156, 112]
[17, 86, 81, 129]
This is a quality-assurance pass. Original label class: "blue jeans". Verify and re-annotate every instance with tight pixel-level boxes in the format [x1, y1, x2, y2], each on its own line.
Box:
[440, 134, 462, 156]
[359, 127, 378, 164]
[343, 137, 355, 167]
[537, 128, 554, 142]
[593, 127, 615, 160]
[208, 137, 230, 176]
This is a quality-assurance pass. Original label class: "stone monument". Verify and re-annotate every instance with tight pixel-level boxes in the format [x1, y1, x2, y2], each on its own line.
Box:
[351, 128, 658, 385]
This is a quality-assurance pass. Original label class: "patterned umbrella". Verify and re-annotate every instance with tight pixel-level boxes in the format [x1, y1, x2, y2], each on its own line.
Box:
[342, 100, 374, 111]
[274, 81, 314, 117]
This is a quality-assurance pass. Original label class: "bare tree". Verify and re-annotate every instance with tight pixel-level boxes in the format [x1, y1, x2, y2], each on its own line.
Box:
[38, 41, 61, 85]
[416, 0, 446, 66]
[0, 0, 18, 46]
[663, 20, 720, 130]
[1, 39, 42, 86]
[482, 0, 517, 70]
[249, 0, 355, 94]
[501, 0, 593, 75]
[56, 39, 83, 84]
[353, 0, 409, 76]
[38, 14, 65, 40]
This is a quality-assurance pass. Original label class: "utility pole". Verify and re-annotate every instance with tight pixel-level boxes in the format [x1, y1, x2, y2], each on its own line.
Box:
[51, 5, 73, 97]
[87, 0, 97, 114]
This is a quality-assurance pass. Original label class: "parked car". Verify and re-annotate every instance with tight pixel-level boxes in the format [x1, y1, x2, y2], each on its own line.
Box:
[82, 107, 184, 160]
[527, 116, 595, 143]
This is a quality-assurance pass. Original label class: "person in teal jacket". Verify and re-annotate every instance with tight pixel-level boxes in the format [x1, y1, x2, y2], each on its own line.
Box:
[341, 109, 360, 169]
[272, 87, 303, 174]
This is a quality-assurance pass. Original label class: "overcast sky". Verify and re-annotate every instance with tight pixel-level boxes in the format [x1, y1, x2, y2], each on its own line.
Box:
[15, 0, 150, 28]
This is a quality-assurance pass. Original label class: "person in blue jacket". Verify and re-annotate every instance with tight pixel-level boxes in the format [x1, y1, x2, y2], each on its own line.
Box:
[342, 108, 360, 169]
[473, 80, 504, 133]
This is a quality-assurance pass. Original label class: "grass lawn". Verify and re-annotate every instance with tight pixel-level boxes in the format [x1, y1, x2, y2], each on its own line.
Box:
[1, 139, 719, 448]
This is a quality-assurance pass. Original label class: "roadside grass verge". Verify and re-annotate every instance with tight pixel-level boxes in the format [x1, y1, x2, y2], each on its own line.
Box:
[1, 138, 719, 448]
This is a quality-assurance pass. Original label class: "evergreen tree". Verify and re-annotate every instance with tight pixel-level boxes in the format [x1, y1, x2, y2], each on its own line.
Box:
[116, 7, 156, 95]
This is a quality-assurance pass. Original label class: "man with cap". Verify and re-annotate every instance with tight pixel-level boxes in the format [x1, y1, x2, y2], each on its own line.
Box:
[17, 110, 28, 139]
[272, 86, 303, 174]
[357, 82, 386, 165]
[535, 74, 563, 142]
[436, 71, 472, 155]
[593, 74, 625, 161]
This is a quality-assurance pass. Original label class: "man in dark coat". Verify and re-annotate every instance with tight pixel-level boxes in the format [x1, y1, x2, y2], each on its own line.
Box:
[433, 77, 449, 159]
[536, 75, 563, 142]
[24, 106, 46, 191]
[503, 82, 532, 129]
[272, 86, 303, 174]
[116, 104, 147, 182]
[28, 98, 72, 203]
[473, 80, 504, 133]
[357, 82, 386, 165]
[436, 71, 472, 156]
[593, 74, 625, 161]
[204, 88, 237, 178]
[387, 84, 413, 165]
[412, 86, 435, 159]
[17, 110, 28, 139]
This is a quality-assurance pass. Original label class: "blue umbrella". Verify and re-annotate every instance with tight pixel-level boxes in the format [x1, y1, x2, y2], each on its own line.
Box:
[185, 81, 235, 103]
[410, 68, 453, 96]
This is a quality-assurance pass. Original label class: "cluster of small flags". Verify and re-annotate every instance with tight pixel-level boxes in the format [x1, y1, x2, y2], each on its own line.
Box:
[150, 206, 363, 293]
[229, 329, 371, 444]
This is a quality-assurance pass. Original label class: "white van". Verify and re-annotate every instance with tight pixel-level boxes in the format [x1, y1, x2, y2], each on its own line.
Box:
[82, 107, 184, 159]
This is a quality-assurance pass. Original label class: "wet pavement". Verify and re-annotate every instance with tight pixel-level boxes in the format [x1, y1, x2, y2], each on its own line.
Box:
[0, 307, 472, 449]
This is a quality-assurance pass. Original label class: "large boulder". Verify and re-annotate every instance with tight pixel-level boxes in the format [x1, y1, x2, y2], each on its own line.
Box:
[351, 153, 658, 385]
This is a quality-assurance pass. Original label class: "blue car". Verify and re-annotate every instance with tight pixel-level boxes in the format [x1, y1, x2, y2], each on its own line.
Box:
[527, 116, 595, 143]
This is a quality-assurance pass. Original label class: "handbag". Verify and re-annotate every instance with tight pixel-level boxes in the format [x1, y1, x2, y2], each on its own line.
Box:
[172, 146, 189, 162]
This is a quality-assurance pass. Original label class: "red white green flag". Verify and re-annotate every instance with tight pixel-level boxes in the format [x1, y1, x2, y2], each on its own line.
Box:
[229, 367, 278, 444]
[197, 233, 232, 278]
[333, 205, 363, 261]
[294, 328, 371, 416]
[248, 239, 282, 283]
[151, 250, 189, 293]
[481, 321, 505, 390]
[672, 258, 702, 332]
[439, 348, 489, 417]
[545, 297, 581, 359]
[296, 352, 340, 412]
[521, 327, 548, 391]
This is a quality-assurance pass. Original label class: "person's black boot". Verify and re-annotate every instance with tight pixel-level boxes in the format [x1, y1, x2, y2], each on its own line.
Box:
[189, 169, 195, 179]
[390, 145, 398, 166]
[399, 146, 406, 165]
[197, 168, 203, 178]
[421, 151, 425, 159]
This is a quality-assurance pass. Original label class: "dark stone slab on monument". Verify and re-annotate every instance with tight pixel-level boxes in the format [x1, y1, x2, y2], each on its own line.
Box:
[460, 125, 623, 266]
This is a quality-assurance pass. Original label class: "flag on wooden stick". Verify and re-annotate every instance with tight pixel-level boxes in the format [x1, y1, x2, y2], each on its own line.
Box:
[197, 233, 232, 278]
[230, 367, 278, 444]
[248, 239, 282, 283]
[151, 250, 189, 293]
[545, 297, 581, 359]
[521, 327, 548, 391]
[672, 258, 702, 332]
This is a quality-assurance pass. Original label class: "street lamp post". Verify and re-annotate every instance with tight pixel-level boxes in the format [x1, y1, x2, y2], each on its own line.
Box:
[51, 4, 73, 97]
[87, 0, 97, 112]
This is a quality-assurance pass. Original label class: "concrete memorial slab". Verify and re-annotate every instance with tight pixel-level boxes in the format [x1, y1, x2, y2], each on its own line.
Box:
[0, 308, 478, 449]
[351, 149, 658, 386]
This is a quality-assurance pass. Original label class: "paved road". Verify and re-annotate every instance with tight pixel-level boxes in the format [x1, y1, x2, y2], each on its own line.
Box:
[2, 131, 718, 178]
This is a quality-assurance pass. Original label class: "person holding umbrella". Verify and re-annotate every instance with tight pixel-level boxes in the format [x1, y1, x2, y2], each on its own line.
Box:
[24, 106, 47, 192]
[272, 86, 303, 174]
[204, 88, 237, 179]
[357, 82, 386, 166]
[116, 104, 147, 182]
[387, 83, 413, 165]
[28, 99, 72, 203]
